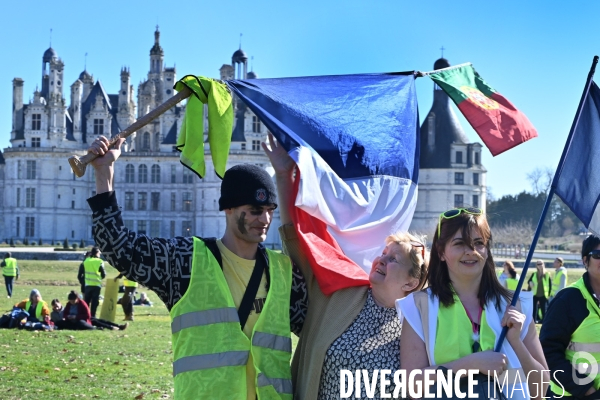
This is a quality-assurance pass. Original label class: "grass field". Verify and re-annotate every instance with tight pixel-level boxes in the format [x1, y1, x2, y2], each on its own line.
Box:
[0, 261, 587, 399]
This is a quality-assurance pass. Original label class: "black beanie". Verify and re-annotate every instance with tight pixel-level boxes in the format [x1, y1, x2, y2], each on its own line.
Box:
[219, 164, 277, 211]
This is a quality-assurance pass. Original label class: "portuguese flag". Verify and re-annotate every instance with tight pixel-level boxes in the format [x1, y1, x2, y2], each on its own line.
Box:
[429, 64, 537, 156]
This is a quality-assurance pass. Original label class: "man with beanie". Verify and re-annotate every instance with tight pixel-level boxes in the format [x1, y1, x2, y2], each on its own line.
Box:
[85, 135, 307, 399]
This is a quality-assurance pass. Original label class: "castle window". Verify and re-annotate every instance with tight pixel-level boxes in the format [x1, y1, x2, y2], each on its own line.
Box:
[138, 220, 147, 235]
[151, 192, 160, 211]
[26, 160, 36, 179]
[138, 165, 148, 183]
[252, 116, 261, 133]
[142, 132, 150, 151]
[454, 172, 464, 185]
[16, 217, 20, 237]
[125, 164, 135, 183]
[32, 114, 41, 130]
[16, 188, 20, 207]
[241, 143, 246, 150]
[124, 220, 134, 231]
[150, 221, 161, 237]
[182, 192, 192, 211]
[454, 194, 464, 208]
[25, 188, 36, 208]
[456, 151, 463, 164]
[171, 193, 176, 211]
[171, 165, 177, 183]
[93, 119, 104, 136]
[473, 173, 480, 186]
[474, 152, 480, 165]
[252, 140, 261, 151]
[138, 192, 148, 210]
[31, 137, 40, 148]
[125, 192, 134, 211]
[472, 195, 479, 208]
[25, 216, 35, 237]
[182, 221, 192, 237]
[151, 165, 161, 183]
[182, 168, 193, 184]
[170, 221, 176, 237]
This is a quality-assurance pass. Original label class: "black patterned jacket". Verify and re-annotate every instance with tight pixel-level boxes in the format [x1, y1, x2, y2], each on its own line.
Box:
[87, 191, 308, 335]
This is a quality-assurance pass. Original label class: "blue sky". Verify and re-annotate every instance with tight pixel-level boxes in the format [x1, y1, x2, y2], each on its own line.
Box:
[1, 0, 599, 198]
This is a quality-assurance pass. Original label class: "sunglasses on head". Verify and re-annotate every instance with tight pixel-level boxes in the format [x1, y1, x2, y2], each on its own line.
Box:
[588, 250, 600, 260]
[438, 207, 483, 238]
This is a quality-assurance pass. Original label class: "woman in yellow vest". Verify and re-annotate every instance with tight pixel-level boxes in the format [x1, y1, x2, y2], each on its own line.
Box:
[398, 209, 549, 399]
[503, 261, 520, 291]
[265, 134, 429, 399]
[1, 252, 19, 298]
[14, 289, 51, 329]
[540, 235, 600, 398]
[528, 260, 552, 323]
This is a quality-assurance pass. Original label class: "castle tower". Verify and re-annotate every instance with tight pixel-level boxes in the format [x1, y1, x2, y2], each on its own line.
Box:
[232, 47, 248, 80]
[79, 70, 94, 103]
[70, 79, 83, 141]
[12, 78, 24, 141]
[149, 26, 164, 76]
[410, 58, 487, 235]
[41, 47, 57, 99]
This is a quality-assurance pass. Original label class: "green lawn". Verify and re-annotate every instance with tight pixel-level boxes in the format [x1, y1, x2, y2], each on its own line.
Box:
[0, 261, 173, 400]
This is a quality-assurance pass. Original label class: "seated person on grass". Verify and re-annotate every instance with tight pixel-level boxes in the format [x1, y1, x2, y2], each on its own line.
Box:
[14, 289, 53, 330]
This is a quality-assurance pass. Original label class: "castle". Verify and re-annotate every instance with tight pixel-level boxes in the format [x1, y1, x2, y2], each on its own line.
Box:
[0, 30, 485, 245]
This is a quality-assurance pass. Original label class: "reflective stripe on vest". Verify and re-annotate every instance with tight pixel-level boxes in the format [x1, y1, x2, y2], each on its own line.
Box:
[83, 258, 103, 287]
[551, 277, 600, 396]
[173, 351, 249, 376]
[25, 300, 46, 320]
[552, 268, 567, 296]
[257, 373, 293, 395]
[3, 258, 17, 276]
[123, 277, 138, 288]
[531, 272, 551, 297]
[169, 238, 293, 399]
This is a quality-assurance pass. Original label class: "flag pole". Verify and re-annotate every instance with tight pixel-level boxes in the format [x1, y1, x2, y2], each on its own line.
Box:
[494, 55, 599, 352]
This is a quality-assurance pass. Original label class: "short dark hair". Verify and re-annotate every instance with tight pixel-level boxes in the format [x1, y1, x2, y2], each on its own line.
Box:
[91, 247, 100, 256]
[68, 291, 79, 301]
[51, 298, 61, 307]
[4, 252, 10, 258]
[582, 235, 600, 266]
[428, 211, 511, 309]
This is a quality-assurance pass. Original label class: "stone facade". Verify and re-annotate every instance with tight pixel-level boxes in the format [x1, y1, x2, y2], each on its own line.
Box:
[0, 28, 280, 247]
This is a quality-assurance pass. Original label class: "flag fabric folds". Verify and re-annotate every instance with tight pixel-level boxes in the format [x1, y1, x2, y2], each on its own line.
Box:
[175, 75, 233, 178]
[555, 81, 600, 235]
[226, 73, 420, 294]
[429, 64, 538, 156]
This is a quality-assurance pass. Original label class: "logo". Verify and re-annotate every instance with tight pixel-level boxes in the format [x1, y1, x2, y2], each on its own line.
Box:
[255, 188, 267, 202]
[460, 86, 500, 110]
[572, 351, 599, 387]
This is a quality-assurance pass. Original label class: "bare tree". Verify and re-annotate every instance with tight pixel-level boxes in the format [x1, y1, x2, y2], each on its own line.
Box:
[526, 167, 553, 195]
[490, 221, 535, 246]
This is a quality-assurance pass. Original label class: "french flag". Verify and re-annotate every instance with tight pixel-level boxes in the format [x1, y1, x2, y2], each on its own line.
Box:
[227, 73, 420, 294]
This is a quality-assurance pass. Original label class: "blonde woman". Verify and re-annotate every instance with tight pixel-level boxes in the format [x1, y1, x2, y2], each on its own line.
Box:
[264, 134, 428, 399]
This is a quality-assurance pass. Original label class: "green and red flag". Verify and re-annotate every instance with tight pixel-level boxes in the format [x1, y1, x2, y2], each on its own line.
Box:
[429, 64, 537, 156]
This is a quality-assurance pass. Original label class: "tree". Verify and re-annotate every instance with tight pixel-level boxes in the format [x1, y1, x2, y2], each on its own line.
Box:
[9, 238, 14, 246]
[63, 238, 69, 249]
[38, 238, 43, 246]
[80, 239, 85, 248]
[23, 237, 29, 245]
[526, 167, 553, 195]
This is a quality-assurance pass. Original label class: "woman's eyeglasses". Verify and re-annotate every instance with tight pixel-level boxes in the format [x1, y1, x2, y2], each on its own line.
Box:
[437, 207, 483, 238]
[588, 250, 600, 260]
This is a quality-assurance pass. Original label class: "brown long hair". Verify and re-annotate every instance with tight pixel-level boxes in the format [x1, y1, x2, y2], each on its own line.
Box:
[427, 211, 511, 310]
[505, 260, 517, 279]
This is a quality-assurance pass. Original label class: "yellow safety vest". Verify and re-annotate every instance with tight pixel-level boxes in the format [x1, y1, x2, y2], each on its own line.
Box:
[123, 277, 138, 288]
[531, 271, 551, 297]
[551, 268, 568, 297]
[551, 278, 600, 396]
[25, 300, 47, 320]
[83, 258, 103, 287]
[170, 238, 293, 400]
[506, 278, 519, 291]
[3, 258, 17, 276]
